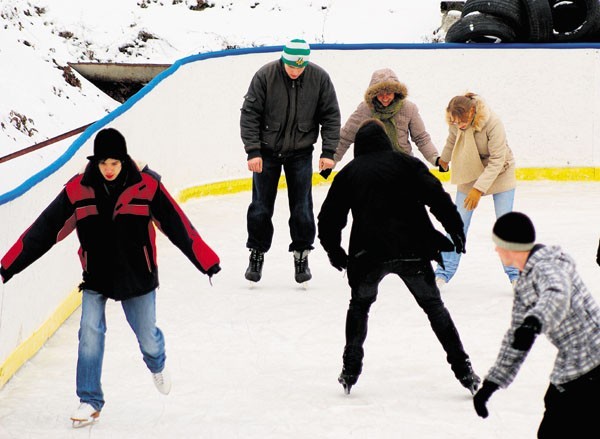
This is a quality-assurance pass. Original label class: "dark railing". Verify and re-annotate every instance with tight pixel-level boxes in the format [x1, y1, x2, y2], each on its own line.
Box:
[0, 122, 94, 164]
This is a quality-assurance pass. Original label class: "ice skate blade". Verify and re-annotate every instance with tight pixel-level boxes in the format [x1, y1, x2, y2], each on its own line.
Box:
[71, 416, 99, 429]
[338, 376, 352, 395]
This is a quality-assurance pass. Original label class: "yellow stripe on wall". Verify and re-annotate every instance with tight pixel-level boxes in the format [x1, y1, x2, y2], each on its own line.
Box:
[0, 288, 82, 389]
[431, 167, 600, 182]
[2, 166, 598, 390]
[179, 167, 600, 202]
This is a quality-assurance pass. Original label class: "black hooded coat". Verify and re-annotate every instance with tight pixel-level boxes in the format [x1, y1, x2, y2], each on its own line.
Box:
[317, 120, 464, 286]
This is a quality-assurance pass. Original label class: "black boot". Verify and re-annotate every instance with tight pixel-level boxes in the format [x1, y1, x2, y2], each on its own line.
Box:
[455, 359, 481, 395]
[339, 346, 363, 395]
[338, 368, 360, 395]
[293, 250, 312, 283]
[245, 249, 264, 282]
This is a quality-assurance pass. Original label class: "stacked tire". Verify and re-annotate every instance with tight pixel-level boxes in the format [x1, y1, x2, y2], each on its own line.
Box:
[445, 0, 600, 43]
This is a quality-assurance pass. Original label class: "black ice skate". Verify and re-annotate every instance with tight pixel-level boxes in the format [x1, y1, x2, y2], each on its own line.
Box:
[456, 360, 481, 395]
[338, 371, 359, 395]
[293, 250, 312, 284]
[245, 249, 264, 282]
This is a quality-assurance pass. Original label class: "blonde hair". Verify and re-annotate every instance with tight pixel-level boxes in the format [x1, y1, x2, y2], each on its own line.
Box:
[447, 92, 477, 121]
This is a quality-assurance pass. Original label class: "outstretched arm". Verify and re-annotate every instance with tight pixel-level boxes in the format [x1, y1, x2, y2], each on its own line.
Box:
[1, 190, 75, 283]
[150, 182, 220, 276]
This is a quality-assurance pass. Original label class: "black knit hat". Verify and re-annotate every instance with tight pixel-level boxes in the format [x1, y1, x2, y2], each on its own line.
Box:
[492, 212, 536, 251]
[87, 128, 128, 161]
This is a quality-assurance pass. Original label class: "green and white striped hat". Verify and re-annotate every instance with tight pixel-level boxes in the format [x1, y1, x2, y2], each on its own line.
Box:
[281, 39, 310, 68]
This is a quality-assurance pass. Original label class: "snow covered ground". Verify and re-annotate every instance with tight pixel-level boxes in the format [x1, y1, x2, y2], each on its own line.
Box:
[0, 180, 598, 438]
[0, 0, 444, 158]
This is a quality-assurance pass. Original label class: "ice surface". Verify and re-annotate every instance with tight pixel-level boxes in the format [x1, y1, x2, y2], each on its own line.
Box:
[0, 180, 598, 438]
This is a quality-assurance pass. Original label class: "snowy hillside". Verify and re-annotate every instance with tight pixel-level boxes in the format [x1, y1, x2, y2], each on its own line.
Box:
[0, 0, 443, 159]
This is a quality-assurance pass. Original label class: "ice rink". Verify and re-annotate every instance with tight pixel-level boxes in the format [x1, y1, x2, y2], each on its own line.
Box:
[0, 180, 598, 438]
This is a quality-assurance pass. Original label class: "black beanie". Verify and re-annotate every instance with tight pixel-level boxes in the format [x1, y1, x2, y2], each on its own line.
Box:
[492, 212, 536, 251]
[354, 119, 393, 157]
[87, 128, 128, 161]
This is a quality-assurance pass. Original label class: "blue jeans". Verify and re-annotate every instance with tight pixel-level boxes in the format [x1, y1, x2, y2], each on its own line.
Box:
[246, 151, 315, 252]
[435, 189, 519, 283]
[76, 290, 165, 411]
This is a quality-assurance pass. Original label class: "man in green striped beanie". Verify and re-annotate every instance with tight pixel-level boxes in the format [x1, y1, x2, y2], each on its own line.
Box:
[241, 38, 341, 285]
[281, 38, 310, 68]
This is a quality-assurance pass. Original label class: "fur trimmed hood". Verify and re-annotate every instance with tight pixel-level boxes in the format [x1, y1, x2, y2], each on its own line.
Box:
[446, 94, 491, 132]
[364, 68, 408, 110]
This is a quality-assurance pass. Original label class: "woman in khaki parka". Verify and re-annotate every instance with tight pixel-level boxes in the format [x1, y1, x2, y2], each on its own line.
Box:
[434, 92, 518, 287]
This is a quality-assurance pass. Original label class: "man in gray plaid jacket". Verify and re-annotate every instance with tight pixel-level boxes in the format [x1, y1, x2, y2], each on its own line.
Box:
[473, 212, 600, 439]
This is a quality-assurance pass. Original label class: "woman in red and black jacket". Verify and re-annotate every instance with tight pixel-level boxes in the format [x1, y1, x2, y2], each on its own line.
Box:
[1, 128, 220, 427]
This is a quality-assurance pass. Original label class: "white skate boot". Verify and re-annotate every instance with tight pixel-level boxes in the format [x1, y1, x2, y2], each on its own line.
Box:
[152, 366, 171, 395]
[70, 402, 100, 428]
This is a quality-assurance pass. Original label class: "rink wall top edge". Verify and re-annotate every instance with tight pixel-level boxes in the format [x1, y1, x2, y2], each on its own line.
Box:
[1, 42, 600, 206]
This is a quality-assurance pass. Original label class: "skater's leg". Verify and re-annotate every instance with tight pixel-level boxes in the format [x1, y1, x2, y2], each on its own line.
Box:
[122, 290, 166, 374]
[342, 266, 386, 375]
[492, 189, 519, 282]
[76, 290, 108, 412]
[283, 151, 315, 253]
[435, 190, 473, 283]
[400, 262, 471, 375]
[246, 155, 282, 253]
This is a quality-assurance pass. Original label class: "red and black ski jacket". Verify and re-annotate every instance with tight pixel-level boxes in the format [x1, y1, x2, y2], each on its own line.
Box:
[1, 159, 220, 300]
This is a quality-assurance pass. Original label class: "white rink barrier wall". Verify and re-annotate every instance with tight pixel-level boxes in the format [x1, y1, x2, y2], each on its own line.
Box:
[1, 43, 600, 388]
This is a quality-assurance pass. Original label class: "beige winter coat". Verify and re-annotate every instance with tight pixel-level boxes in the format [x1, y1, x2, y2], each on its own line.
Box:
[334, 68, 439, 165]
[440, 96, 516, 195]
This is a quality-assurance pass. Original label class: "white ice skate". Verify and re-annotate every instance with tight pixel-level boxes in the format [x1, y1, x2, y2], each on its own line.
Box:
[152, 366, 172, 395]
[70, 402, 100, 428]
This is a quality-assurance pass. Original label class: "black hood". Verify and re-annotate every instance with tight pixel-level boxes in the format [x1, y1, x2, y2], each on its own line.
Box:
[354, 119, 393, 158]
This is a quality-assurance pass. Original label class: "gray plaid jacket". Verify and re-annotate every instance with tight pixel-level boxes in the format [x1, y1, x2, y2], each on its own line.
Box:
[486, 245, 600, 388]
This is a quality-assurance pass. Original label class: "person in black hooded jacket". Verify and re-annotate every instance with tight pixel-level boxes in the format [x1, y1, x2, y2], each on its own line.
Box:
[317, 118, 479, 395]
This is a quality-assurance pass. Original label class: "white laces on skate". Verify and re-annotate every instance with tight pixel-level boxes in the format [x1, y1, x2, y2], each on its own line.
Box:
[152, 366, 172, 395]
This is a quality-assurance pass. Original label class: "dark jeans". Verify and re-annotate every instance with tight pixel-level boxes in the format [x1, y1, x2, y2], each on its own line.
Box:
[537, 365, 600, 439]
[246, 151, 315, 253]
[343, 258, 470, 378]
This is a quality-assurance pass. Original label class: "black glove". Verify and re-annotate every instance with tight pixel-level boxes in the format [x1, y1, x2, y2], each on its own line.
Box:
[0, 266, 11, 284]
[512, 316, 541, 351]
[435, 157, 448, 173]
[450, 231, 466, 254]
[327, 248, 348, 271]
[473, 380, 499, 418]
[596, 239, 599, 266]
[206, 264, 221, 277]
[320, 168, 332, 180]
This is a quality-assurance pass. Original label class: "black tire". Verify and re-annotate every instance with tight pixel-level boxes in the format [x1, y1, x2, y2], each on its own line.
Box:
[549, 0, 600, 41]
[521, 0, 554, 42]
[462, 0, 525, 29]
[445, 13, 518, 43]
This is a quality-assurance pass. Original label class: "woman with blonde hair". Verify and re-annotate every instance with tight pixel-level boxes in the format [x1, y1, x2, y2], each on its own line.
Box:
[434, 93, 518, 287]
